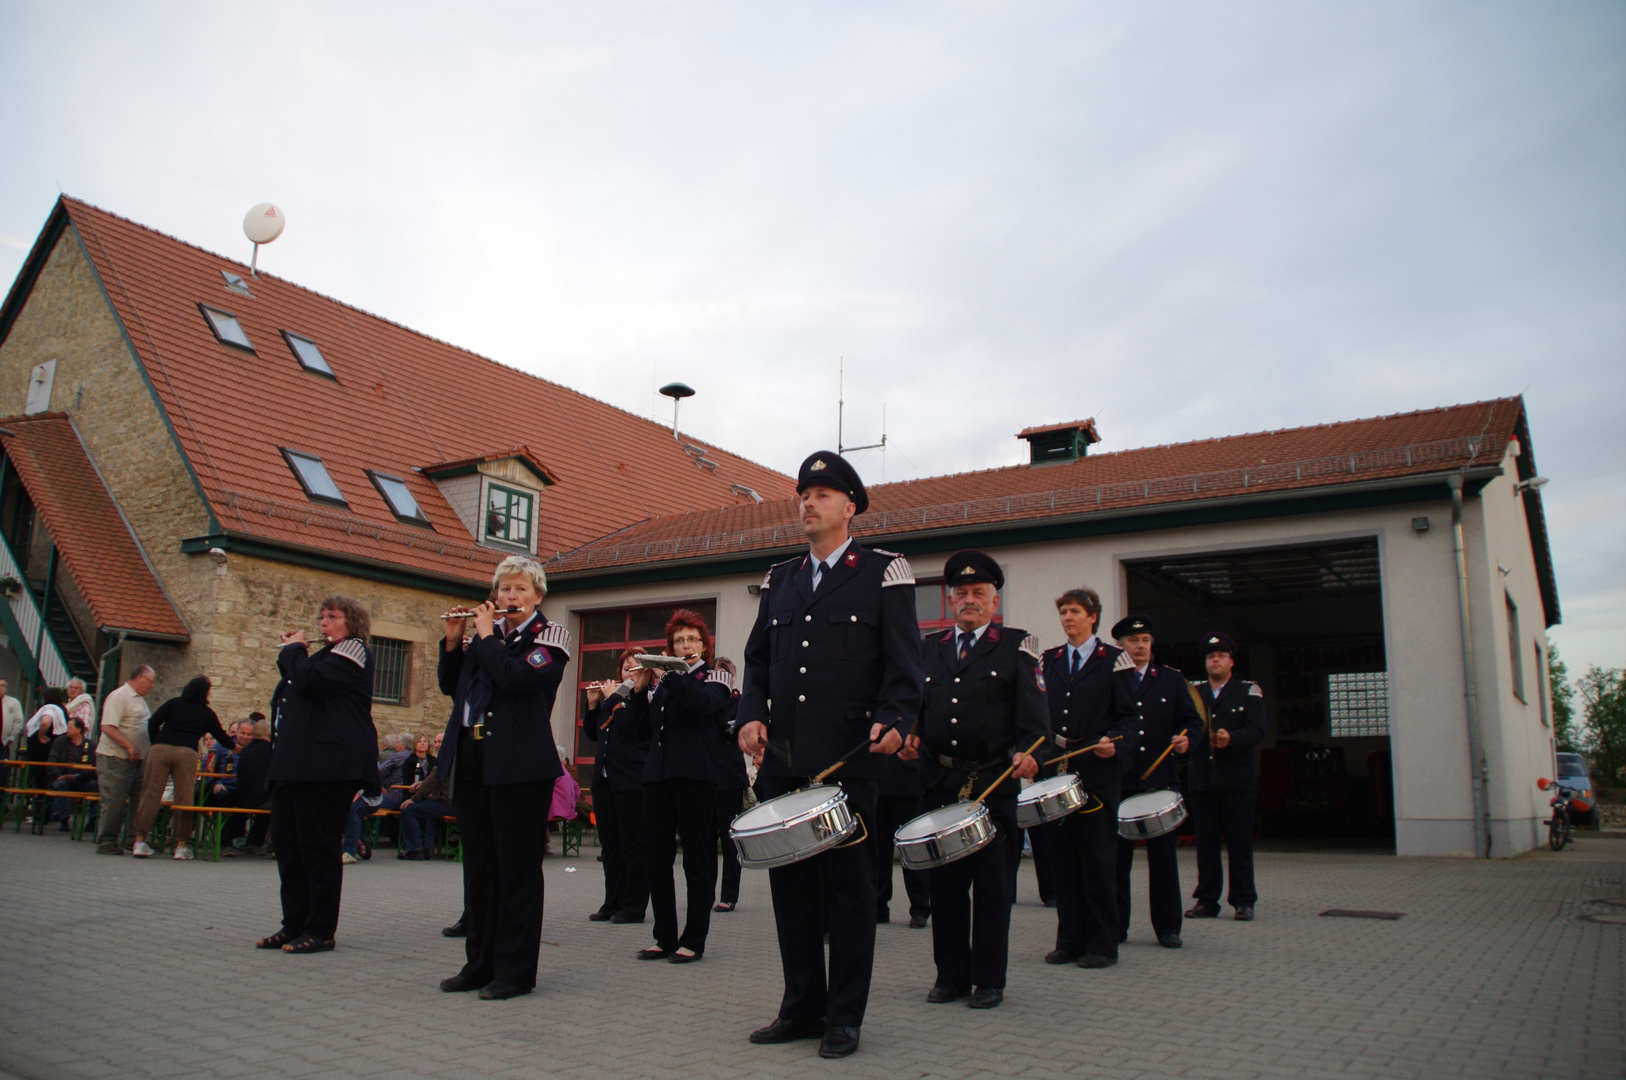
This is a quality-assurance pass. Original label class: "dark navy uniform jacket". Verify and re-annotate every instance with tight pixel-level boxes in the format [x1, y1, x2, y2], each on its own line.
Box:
[268, 637, 379, 787]
[711, 687, 750, 791]
[1186, 678, 1268, 792]
[640, 661, 734, 785]
[916, 623, 1050, 798]
[583, 688, 650, 794]
[436, 616, 570, 788]
[879, 752, 925, 800]
[1040, 639, 1137, 789]
[739, 543, 924, 781]
[1113, 663, 1202, 795]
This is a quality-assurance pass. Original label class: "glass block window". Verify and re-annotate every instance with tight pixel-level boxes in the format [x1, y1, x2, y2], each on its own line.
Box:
[373, 637, 410, 705]
[485, 483, 533, 548]
[200, 304, 254, 350]
[282, 449, 346, 504]
[283, 332, 334, 376]
[1327, 672, 1388, 737]
[369, 471, 427, 523]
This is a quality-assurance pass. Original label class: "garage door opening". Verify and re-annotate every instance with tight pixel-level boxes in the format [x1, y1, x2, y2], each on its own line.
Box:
[1125, 539, 1394, 849]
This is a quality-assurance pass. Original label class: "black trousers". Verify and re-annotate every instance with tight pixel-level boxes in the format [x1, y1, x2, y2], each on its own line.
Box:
[874, 793, 931, 921]
[270, 781, 354, 941]
[761, 774, 878, 1029]
[1191, 788, 1257, 907]
[644, 778, 717, 953]
[714, 787, 745, 906]
[1048, 778, 1121, 959]
[1026, 826, 1056, 904]
[594, 780, 648, 917]
[1116, 830, 1182, 938]
[218, 789, 272, 848]
[921, 790, 1016, 991]
[454, 734, 550, 989]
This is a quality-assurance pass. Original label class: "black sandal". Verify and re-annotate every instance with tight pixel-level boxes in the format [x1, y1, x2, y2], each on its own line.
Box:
[256, 929, 298, 950]
[282, 934, 336, 954]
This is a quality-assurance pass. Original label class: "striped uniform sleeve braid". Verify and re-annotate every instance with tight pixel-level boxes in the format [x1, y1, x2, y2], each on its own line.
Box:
[332, 638, 369, 667]
[874, 549, 916, 587]
[705, 667, 737, 691]
[535, 622, 573, 659]
[1019, 634, 1042, 661]
[1114, 651, 1136, 672]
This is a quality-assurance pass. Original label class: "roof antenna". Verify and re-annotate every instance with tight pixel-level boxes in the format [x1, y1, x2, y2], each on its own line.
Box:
[659, 382, 695, 441]
[242, 203, 285, 276]
[838, 357, 885, 459]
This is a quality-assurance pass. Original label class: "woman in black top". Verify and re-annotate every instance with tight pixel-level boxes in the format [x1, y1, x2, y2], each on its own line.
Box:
[258, 595, 379, 954]
[584, 648, 653, 923]
[637, 609, 733, 964]
[131, 677, 233, 859]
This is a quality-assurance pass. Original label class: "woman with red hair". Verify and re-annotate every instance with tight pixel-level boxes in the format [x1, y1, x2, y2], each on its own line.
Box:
[636, 609, 734, 964]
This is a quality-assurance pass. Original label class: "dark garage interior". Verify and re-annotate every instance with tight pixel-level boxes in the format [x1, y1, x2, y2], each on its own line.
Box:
[1125, 539, 1395, 847]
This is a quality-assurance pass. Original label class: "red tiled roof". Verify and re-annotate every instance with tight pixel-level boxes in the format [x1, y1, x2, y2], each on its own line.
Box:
[0, 413, 189, 638]
[48, 198, 796, 585]
[552, 398, 1524, 574]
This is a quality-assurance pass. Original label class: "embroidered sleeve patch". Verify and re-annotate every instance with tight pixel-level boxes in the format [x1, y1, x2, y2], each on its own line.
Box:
[880, 554, 916, 587]
[332, 638, 369, 667]
[535, 622, 573, 658]
[527, 647, 551, 668]
[1113, 651, 1136, 672]
[1033, 664, 1047, 692]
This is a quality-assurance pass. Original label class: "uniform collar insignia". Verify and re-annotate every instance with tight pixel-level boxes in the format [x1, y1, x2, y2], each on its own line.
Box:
[987, 626, 1000, 641]
[809, 459, 827, 471]
[843, 550, 859, 567]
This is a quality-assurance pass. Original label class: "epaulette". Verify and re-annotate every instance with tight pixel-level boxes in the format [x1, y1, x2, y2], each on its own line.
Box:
[332, 638, 369, 667]
[536, 621, 573, 658]
[1019, 634, 1042, 661]
[705, 667, 737, 692]
[1113, 651, 1136, 672]
[1247, 682, 1264, 699]
[876, 549, 915, 587]
[759, 555, 800, 591]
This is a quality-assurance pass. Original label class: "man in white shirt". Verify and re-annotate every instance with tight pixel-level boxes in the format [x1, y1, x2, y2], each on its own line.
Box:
[94, 665, 156, 854]
[0, 679, 24, 756]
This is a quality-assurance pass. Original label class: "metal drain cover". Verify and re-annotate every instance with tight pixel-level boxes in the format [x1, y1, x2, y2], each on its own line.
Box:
[1319, 909, 1404, 920]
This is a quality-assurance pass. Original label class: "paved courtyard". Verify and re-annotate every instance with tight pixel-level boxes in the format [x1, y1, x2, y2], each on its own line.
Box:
[0, 828, 1620, 1080]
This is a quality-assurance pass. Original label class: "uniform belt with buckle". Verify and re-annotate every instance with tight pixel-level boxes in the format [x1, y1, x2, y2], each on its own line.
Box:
[932, 751, 1006, 772]
[1053, 733, 1095, 749]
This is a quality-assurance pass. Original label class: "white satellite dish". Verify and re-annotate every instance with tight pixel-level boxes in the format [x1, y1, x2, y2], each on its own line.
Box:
[242, 203, 285, 275]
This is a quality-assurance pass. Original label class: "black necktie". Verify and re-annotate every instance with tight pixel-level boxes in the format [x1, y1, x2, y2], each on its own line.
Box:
[958, 632, 974, 661]
[1135, 670, 1144, 689]
[1070, 649, 1082, 676]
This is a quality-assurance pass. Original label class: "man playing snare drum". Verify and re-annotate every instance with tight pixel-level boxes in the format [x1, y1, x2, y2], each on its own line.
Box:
[900, 549, 1048, 1010]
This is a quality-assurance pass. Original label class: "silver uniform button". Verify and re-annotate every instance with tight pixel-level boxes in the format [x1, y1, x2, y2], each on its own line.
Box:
[951, 698, 958, 704]
[1062, 709, 1069, 715]
[805, 615, 812, 622]
[800, 667, 807, 674]
[851, 615, 858, 622]
[798, 695, 806, 702]
[951, 740, 958, 747]
[951, 718, 957, 724]
[954, 678, 961, 684]
[802, 641, 809, 647]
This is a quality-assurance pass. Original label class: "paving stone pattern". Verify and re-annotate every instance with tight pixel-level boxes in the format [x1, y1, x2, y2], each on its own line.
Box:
[0, 830, 1620, 1080]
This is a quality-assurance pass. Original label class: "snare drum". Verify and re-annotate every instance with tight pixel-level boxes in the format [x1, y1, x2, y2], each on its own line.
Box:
[894, 801, 995, 870]
[1117, 789, 1187, 840]
[730, 785, 857, 869]
[1016, 773, 1087, 829]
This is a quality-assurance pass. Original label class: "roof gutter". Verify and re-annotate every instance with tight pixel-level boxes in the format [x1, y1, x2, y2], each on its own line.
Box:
[182, 531, 491, 599]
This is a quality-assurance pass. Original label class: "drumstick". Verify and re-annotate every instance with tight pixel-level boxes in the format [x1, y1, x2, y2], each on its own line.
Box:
[810, 734, 883, 784]
[1139, 729, 1190, 782]
[1048, 735, 1124, 768]
[972, 737, 1049, 806]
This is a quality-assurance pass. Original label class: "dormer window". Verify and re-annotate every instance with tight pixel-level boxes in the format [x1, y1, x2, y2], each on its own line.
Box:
[281, 448, 346, 505]
[485, 484, 533, 548]
[282, 332, 335, 377]
[200, 304, 254, 351]
[369, 470, 428, 524]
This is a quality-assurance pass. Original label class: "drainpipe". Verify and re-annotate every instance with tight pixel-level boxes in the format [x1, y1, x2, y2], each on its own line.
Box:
[1449, 474, 1491, 858]
[93, 631, 126, 746]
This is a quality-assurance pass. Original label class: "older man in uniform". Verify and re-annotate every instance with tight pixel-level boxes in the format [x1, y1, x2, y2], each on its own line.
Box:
[1185, 631, 1267, 922]
[902, 550, 1047, 1009]
[1111, 614, 1202, 949]
[737, 451, 923, 1059]
[1038, 588, 1136, 969]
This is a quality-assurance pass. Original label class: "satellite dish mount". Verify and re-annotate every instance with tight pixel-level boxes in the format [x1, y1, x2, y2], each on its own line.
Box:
[242, 203, 286, 276]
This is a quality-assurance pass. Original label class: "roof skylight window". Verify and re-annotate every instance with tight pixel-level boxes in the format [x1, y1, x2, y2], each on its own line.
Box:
[283, 332, 335, 377]
[221, 271, 253, 297]
[200, 304, 254, 351]
[281, 449, 346, 505]
[368, 471, 428, 524]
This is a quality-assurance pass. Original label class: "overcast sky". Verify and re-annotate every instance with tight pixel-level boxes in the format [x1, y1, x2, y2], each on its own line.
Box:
[1, 2, 1621, 674]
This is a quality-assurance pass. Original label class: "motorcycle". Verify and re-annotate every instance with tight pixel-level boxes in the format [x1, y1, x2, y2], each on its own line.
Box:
[1536, 777, 1590, 851]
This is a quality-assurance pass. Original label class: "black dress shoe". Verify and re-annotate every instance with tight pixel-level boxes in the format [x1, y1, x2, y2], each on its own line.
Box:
[908, 914, 930, 929]
[1077, 953, 1117, 969]
[1044, 949, 1080, 965]
[818, 1025, 860, 1059]
[1040, 895, 1056, 908]
[875, 911, 890, 924]
[637, 947, 673, 960]
[478, 981, 531, 1000]
[967, 988, 1004, 1010]
[748, 1017, 825, 1044]
[440, 973, 483, 992]
[669, 950, 703, 964]
[611, 911, 645, 924]
[926, 984, 963, 1004]
[1234, 905, 1255, 921]
[1185, 902, 1220, 918]
[1158, 934, 1183, 948]
[588, 910, 615, 922]
[442, 919, 467, 937]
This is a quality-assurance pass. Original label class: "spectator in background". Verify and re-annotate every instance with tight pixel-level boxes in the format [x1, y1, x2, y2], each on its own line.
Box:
[219, 719, 274, 854]
[131, 676, 234, 861]
[209, 720, 255, 796]
[1, 678, 23, 756]
[19, 688, 65, 771]
[47, 716, 97, 831]
[94, 665, 155, 855]
[198, 732, 219, 770]
[64, 679, 95, 741]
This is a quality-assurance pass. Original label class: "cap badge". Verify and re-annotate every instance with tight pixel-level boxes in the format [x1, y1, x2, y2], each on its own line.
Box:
[809, 459, 827, 471]
[960, 565, 976, 575]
